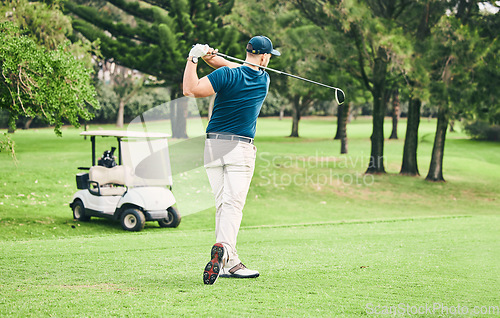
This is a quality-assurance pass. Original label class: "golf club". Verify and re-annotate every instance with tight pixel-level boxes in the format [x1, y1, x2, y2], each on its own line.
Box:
[214, 52, 345, 105]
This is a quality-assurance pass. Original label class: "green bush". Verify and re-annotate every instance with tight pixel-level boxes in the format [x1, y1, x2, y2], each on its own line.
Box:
[463, 120, 500, 141]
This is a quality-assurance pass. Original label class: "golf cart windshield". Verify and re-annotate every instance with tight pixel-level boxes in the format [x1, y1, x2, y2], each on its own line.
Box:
[121, 136, 172, 187]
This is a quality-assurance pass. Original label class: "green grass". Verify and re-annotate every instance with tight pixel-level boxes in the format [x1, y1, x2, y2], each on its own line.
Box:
[1, 217, 498, 317]
[0, 117, 499, 317]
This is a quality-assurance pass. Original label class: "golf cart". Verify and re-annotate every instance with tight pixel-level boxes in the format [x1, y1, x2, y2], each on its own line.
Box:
[70, 130, 181, 231]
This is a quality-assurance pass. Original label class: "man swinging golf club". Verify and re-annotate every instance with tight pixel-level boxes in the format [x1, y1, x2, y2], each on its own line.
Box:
[183, 36, 280, 285]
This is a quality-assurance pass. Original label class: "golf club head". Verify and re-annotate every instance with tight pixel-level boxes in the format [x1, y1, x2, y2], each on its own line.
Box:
[336, 89, 345, 105]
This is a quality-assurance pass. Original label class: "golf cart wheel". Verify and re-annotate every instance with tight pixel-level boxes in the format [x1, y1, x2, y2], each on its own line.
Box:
[120, 208, 146, 232]
[72, 200, 90, 222]
[158, 207, 181, 228]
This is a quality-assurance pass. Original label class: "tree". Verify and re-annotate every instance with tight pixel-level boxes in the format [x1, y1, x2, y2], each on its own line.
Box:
[425, 0, 500, 181]
[295, 0, 414, 173]
[0, 0, 99, 132]
[0, 22, 98, 136]
[91, 79, 169, 124]
[284, 25, 334, 138]
[98, 60, 145, 127]
[64, 0, 242, 137]
[399, 0, 447, 176]
[114, 74, 144, 128]
[425, 11, 473, 181]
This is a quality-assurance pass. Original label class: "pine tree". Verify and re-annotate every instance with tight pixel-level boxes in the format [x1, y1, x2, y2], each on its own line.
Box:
[64, 0, 242, 136]
[425, 1, 496, 182]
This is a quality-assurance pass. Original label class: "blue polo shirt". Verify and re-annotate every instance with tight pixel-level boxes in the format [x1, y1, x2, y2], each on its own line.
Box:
[206, 66, 270, 138]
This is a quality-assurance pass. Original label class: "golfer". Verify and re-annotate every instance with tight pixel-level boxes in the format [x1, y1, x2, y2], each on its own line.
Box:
[183, 36, 280, 285]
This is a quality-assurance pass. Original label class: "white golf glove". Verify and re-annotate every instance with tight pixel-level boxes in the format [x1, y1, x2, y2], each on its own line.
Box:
[189, 44, 209, 58]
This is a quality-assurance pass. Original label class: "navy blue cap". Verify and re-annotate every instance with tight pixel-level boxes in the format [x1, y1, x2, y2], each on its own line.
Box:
[246, 36, 281, 56]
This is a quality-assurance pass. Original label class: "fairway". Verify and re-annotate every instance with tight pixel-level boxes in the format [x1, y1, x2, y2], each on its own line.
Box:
[1, 117, 499, 317]
[1, 216, 498, 317]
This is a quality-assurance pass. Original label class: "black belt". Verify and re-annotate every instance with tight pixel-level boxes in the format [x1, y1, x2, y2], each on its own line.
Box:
[206, 133, 254, 144]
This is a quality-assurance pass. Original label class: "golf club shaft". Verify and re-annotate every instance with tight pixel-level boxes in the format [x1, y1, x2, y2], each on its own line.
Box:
[215, 52, 344, 93]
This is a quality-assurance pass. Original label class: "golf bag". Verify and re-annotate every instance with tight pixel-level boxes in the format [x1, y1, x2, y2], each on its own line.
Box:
[98, 147, 117, 168]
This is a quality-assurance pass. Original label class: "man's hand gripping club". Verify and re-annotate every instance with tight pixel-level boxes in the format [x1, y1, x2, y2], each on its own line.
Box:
[188, 44, 210, 64]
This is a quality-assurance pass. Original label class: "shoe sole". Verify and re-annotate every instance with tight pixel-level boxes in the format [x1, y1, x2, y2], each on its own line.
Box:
[203, 243, 224, 285]
[219, 272, 260, 279]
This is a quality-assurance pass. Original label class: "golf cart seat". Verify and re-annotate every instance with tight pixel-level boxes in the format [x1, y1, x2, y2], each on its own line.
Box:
[88, 165, 132, 196]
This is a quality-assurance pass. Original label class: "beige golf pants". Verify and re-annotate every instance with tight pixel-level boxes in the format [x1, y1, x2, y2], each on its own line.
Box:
[204, 138, 256, 268]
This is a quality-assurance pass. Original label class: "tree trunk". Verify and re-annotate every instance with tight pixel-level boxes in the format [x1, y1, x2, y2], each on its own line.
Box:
[400, 98, 421, 176]
[426, 106, 448, 182]
[279, 106, 285, 120]
[449, 120, 455, 132]
[389, 89, 400, 139]
[23, 117, 34, 130]
[170, 90, 188, 138]
[170, 99, 177, 136]
[366, 47, 388, 174]
[334, 104, 343, 140]
[290, 96, 300, 137]
[177, 98, 188, 138]
[340, 102, 350, 154]
[116, 99, 125, 128]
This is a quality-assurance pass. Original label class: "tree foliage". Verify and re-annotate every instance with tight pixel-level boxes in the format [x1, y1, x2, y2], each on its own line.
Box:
[64, 0, 242, 137]
[3, 0, 72, 49]
[424, 1, 500, 181]
[292, 0, 499, 178]
[0, 22, 99, 135]
[64, 0, 242, 90]
[294, 0, 417, 172]
[1, 0, 99, 68]
[92, 81, 169, 124]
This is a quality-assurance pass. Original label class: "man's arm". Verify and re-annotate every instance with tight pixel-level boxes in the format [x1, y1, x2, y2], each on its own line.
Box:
[203, 49, 240, 69]
[183, 57, 215, 98]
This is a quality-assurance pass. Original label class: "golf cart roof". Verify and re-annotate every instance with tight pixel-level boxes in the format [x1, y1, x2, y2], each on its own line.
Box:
[80, 130, 170, 138]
